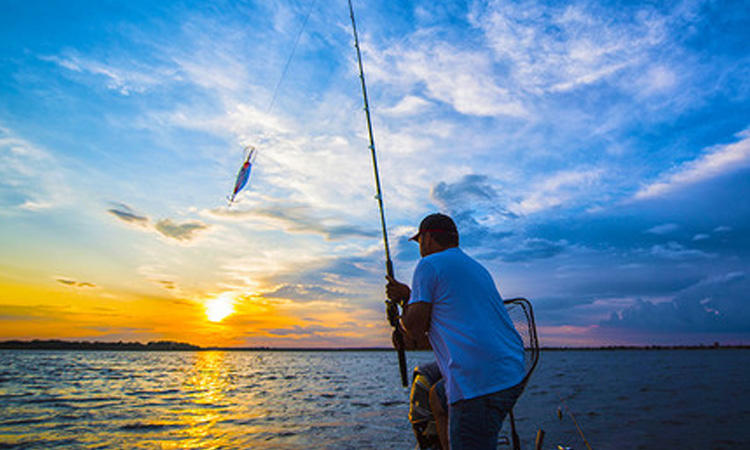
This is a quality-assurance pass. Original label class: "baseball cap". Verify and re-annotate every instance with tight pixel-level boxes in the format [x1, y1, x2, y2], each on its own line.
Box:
[409, 213, 458, 241]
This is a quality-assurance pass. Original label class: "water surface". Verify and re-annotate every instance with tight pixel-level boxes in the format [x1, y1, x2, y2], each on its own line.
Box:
[0, 349, 747, 449]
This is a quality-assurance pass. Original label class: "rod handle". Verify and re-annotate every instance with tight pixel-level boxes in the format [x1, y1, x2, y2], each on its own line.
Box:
[392, 324, 408, 387]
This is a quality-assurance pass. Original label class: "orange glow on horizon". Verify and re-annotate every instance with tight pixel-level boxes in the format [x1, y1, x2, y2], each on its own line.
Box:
[0, 276, 388, 348]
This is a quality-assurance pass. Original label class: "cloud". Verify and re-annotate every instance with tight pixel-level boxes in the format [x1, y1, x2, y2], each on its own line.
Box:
[510, 168, 604, 215]
[365, 37, 527, 117]
[40, 53, 169, 95]
[260, 248, 382, 304]
[261, 284, 346, 302]
[393, 232, 421, 262]
[601, 272, 750, 332]
[0, 304, 70, 322]
[645, 223, 679, 235]
[265, 324, 339, 337]
[0, 127, 71, 213]
[107, 203, 149, 226]
[55, 277, 97, 288]
[649, 241, 716, 261]
[154, 219, 209, 241]
[470, 1, 671, 94]
[428, 175, 518, 248]
[156, 280, 176, 290]
[635, 129, 750, 199]
[426, 175, 575, 261]
[426, 172, 598, 260]
[431, 174, 518, 222]
[108, 202, 209, 242]
[636, 65, 678, 96]
[206, 201, 378, 241]
[432, 174, 518, 219]
[478, 237, 568, 262]
[381, 95, 433, 116]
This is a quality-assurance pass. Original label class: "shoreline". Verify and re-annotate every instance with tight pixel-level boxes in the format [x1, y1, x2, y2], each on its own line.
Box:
[1, 340, 748, 351]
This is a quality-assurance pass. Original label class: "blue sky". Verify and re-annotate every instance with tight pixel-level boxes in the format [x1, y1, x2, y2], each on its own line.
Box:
[1, 0, 749, 346]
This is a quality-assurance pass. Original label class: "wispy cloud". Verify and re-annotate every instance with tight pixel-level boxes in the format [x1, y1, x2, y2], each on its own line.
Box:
[366, 38, 527, 117]
[510, 168, 604, 215]
[645, 223, 679, 235]
[380, 95, 433, 117]
[40, 53, 170, 95]
[206, 200, 378, 241]
[0, 127, 71, 213]
[108, 202, 209, 243]
[649, 241, 715, 261]
[107, 203, 149, 226]
[154, 219, 209, 242]
[470, 0, 672, 95]
[266, 324, 339, 337]
[55, 277, 97, 288]
[261, 283, 346, 302]
[479, 237, 569, 262]
[636, 129, 750, 199]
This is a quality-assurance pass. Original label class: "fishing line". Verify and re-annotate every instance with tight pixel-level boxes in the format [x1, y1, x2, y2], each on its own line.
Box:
[556, 392, 593, 450]
[266, 0, 317, 115]
[231, 0, 315, 204]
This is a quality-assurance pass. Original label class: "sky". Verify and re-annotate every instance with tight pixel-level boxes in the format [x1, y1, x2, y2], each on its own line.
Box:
[1, 0, 749, 347]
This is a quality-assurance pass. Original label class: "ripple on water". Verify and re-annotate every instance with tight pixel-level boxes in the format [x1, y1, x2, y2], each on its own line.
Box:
[119, 422, 181, 431]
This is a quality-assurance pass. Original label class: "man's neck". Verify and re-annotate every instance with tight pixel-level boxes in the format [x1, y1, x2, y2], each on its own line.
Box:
[424, 245, 458, 257]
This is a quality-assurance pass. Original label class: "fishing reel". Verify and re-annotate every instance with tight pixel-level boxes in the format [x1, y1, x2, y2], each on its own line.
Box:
[385, 299, 400, 327]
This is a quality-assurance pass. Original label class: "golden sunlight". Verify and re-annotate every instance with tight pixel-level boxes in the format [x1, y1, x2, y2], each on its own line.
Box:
[205, 293, 235, 322]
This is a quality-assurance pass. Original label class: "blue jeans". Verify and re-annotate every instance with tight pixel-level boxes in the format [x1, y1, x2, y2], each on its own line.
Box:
[448, 382, 524, 449]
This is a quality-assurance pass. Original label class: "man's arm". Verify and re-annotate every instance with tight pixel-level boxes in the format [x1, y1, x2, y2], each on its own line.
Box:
[401, 301, 432, 340]
[393, 321, 431, 350]
[385, 275, 432, 350]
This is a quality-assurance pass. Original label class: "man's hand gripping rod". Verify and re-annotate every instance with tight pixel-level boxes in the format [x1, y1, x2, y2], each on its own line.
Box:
[385, 261, 409, 387]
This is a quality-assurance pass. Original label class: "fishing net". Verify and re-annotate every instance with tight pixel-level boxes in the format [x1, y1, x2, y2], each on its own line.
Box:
[503, 297, 540, 450]
[504, 297, 540, 386]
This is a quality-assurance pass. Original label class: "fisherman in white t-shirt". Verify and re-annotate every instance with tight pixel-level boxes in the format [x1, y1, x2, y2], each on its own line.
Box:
[386, 213, 525, 450]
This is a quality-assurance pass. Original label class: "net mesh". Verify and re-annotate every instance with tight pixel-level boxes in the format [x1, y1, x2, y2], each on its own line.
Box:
[504, 298, 540, 385]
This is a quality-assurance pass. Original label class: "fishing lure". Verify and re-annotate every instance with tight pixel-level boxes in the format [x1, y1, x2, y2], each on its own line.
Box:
[227, 146, 256, 205]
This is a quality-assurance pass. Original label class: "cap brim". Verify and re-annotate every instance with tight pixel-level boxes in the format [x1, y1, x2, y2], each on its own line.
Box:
[409, 232, 419, 241]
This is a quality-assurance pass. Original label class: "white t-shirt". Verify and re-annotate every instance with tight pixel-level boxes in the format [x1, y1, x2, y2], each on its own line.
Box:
[409, 247, 525, 404]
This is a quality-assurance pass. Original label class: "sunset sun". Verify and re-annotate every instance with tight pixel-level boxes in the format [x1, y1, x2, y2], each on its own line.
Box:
[205, 293, 235, 323]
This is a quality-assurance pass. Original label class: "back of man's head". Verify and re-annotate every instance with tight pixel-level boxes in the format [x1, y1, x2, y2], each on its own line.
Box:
[411, 213, 459, 247]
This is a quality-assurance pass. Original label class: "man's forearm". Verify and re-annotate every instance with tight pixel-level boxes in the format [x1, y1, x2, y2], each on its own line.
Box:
[398, 322, 431, 350]
[401, 300, 431, 337]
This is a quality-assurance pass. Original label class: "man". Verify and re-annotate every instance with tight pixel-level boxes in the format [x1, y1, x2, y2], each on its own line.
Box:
[386, 213, 525, 450]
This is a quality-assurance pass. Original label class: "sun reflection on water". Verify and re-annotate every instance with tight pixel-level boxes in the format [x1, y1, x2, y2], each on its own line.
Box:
[178, 351, 232, 448]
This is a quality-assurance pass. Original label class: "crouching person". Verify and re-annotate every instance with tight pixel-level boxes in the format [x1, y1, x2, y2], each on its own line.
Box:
[387, 213, 525, 449]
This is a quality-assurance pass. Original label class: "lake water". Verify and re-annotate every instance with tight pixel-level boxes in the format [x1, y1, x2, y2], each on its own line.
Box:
[0, 349, 748, 449]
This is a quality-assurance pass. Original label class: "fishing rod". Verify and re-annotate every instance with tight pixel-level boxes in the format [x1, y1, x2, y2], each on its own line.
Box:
[347, 0, 408, 388]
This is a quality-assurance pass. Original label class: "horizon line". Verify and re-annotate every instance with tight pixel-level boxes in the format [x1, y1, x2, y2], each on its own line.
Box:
[1, 339, 748, 351]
